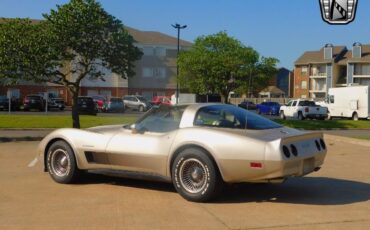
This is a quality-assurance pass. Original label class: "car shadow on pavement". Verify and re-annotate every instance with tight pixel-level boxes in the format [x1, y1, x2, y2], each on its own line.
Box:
[78, 171, 176, 193]
[216, 177, 370, 205]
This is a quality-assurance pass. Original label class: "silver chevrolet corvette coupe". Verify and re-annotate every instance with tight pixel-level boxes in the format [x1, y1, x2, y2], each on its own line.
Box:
[37, 103, 327, 202]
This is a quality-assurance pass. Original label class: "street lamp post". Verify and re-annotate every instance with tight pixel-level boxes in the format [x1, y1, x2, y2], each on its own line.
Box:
[172, 23, 187, 104]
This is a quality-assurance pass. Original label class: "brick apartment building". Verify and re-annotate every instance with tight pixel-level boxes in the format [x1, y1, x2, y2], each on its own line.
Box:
[294, 43, 370, 99]
[0, 23, 192, 105]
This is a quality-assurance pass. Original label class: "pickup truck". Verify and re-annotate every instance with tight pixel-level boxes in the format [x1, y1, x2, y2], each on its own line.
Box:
[279, 99, 328, 120]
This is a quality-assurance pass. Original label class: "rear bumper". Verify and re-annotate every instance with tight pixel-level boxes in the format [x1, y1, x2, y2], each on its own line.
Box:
[305, 114, 327, 119]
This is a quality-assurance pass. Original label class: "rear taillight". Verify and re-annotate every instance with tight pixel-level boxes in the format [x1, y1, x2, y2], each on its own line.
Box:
[305, 107, 309, 112]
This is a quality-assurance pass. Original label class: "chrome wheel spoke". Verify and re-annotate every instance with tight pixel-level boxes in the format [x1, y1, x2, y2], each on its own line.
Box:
[179, 158, 207, 194]
[51, 149, 70, 177]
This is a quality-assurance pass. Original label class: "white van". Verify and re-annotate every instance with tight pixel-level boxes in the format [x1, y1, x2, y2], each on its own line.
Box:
[327, 86, 370, 120]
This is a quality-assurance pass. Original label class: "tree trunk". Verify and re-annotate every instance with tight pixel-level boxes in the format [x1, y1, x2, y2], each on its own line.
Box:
[71, 91, 80, 129]
[221, 91, 230, 104]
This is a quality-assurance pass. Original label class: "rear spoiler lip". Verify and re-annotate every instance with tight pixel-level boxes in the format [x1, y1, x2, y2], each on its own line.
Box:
[281, 131, 324, 144]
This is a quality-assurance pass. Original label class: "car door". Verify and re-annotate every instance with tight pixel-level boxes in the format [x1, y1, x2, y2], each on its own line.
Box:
[285, 101, 294, 117]
[105, 106, 184, 176]
[125, 96, 134, 109]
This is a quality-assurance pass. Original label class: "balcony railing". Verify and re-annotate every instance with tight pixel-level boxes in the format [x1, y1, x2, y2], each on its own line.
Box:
[310, 72, 327, 76]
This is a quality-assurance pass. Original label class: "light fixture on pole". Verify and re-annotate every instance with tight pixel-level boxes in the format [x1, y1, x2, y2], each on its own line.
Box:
[172, 23, 187, 104]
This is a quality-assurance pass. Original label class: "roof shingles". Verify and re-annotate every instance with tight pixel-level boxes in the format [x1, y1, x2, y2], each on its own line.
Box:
[295, 46, 346, 65]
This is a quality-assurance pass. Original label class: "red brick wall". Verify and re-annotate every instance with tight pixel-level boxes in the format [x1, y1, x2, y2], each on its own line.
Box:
[128, 88, 176, 97]
[293, 66, 310, 98]
[0, 85, 67, 102]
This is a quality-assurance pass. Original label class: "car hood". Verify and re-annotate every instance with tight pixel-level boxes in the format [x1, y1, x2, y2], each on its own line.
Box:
[87, 124, 125, 135]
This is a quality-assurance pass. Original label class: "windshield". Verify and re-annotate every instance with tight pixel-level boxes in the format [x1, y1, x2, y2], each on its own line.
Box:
[194, 105, 282, 130]
[137, 96, 148, 102]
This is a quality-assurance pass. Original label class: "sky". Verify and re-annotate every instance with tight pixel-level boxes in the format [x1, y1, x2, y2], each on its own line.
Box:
[0, 0, 369, 69]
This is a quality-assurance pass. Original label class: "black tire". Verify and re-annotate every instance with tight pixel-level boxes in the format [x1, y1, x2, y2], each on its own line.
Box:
[280, 111, 286, 120]
[352, 112, 359, 121]
[47, 140, 81, 184]
[172, 148, 223, 202]
[298, 112, 304, 120]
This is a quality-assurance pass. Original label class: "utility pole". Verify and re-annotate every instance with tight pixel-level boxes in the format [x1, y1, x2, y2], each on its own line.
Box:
[172, 23, 187, 104]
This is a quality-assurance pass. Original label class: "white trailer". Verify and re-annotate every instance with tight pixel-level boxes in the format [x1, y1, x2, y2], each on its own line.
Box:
[327, 86, 370, 120]
[170, 93, 196, 105]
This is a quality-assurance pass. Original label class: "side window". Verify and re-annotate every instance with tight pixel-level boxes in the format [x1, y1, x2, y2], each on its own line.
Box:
[286, 101, 293, 106]
[292, 101, 297, 106]
[194, 107, 241, 129]
[136, 106, 184, 133]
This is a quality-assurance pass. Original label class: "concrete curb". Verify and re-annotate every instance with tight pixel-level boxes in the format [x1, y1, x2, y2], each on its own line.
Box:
[0, 137, 44, 143]
[324, 134, 370, 147]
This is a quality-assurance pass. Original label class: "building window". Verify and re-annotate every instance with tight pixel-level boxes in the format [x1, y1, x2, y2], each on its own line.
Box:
[301, 81, 307, 89]
[354, 64, 370, 75]
[143, 46, 154, 56]
[8, 88, 20, 99]
[142, 91, 153, 100]
[301, 66, 308, 75]
[155, 47, 166, 57]
[154, 68, 166, 79]
[100, 90, 112, 97]
[143, 67, 153, 78]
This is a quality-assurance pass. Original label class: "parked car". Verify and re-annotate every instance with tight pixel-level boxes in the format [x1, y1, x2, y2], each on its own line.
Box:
[151, 96, 171, 106]
[37, 103, 327, 202]
[23, 95, 45, 111]
[123, 95, 152, 112]
[279, 99, 328, 120]
[77, 96, 97, 115]
[48, 98, 65, 111]
[238, 101, 257, 110]
[102, 97, 125, 113]
[256, 102, 281, 115]
[91, 95, 107, 112]
[0, 96, 21, 111]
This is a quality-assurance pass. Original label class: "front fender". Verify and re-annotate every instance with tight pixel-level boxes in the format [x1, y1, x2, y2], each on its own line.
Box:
[36, 128, 112, 171]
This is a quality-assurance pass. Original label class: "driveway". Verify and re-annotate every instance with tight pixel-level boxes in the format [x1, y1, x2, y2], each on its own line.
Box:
[0, 138, 369, 229]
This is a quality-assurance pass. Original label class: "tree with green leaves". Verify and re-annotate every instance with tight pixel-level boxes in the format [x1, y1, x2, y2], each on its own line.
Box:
[0, 0, 142, 128]
[178, 31, 278, 102]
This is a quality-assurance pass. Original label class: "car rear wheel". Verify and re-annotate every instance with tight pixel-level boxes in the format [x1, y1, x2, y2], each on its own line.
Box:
[298, 112, 304, 120]
[352, 112, 359, 121]
[172, 148, 223, 202]
[138, 105, 144, 112]
[47, 140, 80, 184]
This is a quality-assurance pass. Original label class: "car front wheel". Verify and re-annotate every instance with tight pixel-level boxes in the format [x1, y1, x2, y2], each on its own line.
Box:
[172, 148, 223, 202]
[280, 111, 286, 120]
[47, 140, 80, 184]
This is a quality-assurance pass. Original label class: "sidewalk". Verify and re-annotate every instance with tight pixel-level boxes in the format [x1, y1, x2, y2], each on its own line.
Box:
[0, 129, 54, 142]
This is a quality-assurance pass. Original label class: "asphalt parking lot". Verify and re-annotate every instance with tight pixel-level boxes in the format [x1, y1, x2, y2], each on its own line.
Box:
[0, 137, 369, 230]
